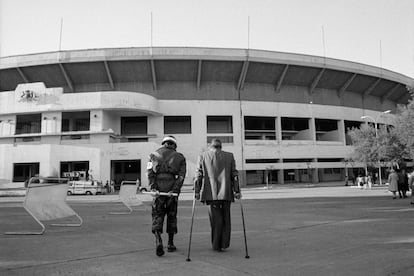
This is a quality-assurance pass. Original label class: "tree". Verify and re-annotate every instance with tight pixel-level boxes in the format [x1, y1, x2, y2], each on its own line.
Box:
[392, 87, 414, 160]
[347, 86, 414, 171]
[348, 123, 408, 170]
[347, 124, 378, 167]
[378, 126, 409, 166]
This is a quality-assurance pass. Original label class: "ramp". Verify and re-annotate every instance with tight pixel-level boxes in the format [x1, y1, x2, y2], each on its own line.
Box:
[5, 177, 83, 235]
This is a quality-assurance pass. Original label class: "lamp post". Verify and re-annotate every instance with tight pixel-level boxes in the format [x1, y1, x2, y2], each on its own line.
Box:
[361, 110, 391, 185]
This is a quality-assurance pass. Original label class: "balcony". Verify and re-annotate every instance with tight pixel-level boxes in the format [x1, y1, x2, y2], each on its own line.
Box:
[110, 134, 157, 143]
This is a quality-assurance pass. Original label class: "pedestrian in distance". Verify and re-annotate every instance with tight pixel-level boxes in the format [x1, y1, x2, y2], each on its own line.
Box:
[105, 180, 110, 194]
[194, 138, 242, 252]
[366, 173, 372, 189]
[147, 135, 186, 257]
[110, 180, 115, 194]
[356, 174, 364, 189]
[397, 169, 408, 198]
[403, 169, 409, 197]
[408, 171, 414, 205]
[388, 169, 399, 199]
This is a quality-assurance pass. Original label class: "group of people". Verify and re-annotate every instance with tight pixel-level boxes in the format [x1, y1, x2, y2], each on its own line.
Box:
[355, 174, 374, 189]
[387, 168, 414, 204]
[104, 180, 115, 194]
[146, 135, 241, 257]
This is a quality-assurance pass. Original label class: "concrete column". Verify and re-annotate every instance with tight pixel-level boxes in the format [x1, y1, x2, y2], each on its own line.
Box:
[0, 116, 15, 136]
[239, 170, 247, 188]
[276, 116, 282, 141]
[312, 158, 319, 183]
[278, 159, 284, 184]
[42, 112, 61, 134]
[295, 169, 300, 183]
[0, 121, 4, 136]
[41, 116, 48, 134]
[90, 110, 103, 132]
[309, 118, 316, 141]
[338, 119, 346, 145]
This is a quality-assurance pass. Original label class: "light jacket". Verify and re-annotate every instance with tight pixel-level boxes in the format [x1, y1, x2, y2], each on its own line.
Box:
[194, 149, 240, 202]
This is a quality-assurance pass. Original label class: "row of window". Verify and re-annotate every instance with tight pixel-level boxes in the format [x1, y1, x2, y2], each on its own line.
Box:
[6, 112, 376, 143]
[12, 161, 343, 183]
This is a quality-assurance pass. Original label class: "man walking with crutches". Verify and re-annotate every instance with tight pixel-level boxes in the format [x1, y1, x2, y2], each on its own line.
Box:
[194, 138, 241, 252]
[147, 135, 186, 256]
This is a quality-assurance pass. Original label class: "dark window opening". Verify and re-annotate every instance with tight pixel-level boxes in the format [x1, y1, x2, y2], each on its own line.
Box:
[15, 114, 41, 134]
[164, 116, 191, 134]
[284, 169, 296, 182]
[246, 170, 278, 185]
[323, 168, 342, 174]
[60, 161, 89, 177]
[62, 111, 90, 132]
[13, 163, 40, 182]
[245, 159, 279, 163]
[317, 158, 343, 162]
[281, 117, 309, 131]
[244, 116, 276, 140]
[283, 158, 313, 163]
[111, 160, 141, 190]
[315, 118, 339, 141]
[281, 117, 310, 140]
[207, 116, 233, 133]
[315, 119, 338, 131]
[121, 117, 147, 135]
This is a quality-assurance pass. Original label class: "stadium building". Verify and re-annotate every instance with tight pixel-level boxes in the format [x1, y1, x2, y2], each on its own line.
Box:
[0, 47, 413, 188]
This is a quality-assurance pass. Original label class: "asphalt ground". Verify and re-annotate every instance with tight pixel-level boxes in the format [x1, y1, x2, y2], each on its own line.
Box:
[1, 186, 414, 276]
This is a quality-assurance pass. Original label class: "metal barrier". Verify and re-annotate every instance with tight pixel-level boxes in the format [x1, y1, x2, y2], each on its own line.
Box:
[5, 177, 83, 235]
[109, 180, 144, 215]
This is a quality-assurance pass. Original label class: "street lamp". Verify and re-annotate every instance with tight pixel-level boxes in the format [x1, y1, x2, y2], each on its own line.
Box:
[360, 110, 391, 185]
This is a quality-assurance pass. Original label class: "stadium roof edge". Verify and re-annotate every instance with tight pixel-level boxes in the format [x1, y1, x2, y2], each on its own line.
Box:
[0, 47, 413, 86]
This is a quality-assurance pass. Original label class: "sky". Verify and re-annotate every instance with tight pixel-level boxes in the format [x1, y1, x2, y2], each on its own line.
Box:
[1, 0, 413, 78]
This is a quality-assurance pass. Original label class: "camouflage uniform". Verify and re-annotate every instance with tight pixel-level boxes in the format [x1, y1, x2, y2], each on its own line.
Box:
[147, 146, 186, 234]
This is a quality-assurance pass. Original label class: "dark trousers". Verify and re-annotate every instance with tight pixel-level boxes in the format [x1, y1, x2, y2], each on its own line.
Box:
[208, 201, 231, 250]
[151, 196, 178, 234]
[398, 183, 407, 198]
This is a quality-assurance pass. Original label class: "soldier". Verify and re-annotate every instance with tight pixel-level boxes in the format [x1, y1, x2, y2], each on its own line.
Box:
[147, 135, 186, 256]
[194, 138, 241, 252]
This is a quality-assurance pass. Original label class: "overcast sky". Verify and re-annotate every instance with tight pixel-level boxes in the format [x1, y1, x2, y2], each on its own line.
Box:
[1, 0, 413, 78]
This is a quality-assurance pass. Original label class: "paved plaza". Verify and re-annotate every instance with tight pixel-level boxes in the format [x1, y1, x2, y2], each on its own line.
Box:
[1, 185, 414, 276]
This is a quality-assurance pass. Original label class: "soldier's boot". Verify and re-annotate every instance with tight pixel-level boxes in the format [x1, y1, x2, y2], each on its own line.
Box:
[167, 233, 177, 252]
[155, 231, 164, 257]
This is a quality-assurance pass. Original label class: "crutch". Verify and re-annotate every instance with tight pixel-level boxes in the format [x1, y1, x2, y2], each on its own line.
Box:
[239, 198, 250, 258]
[186, 192, 196, 262]
[142, 191, 178, 197]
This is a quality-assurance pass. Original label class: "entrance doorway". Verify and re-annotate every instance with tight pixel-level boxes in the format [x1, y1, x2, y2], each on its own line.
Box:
[13, 163, 40, 183]
[60, 161, 89, 177]
[284, 169, 296, 183]
[111, 160, 141, 190]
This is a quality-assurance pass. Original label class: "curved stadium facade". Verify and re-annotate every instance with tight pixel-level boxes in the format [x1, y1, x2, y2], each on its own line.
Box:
[0, 47, 413, 187]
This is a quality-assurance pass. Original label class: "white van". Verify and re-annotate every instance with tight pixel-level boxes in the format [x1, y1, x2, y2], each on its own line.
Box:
[64, 171, 104, 195]
[67, 180, 104, 195]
